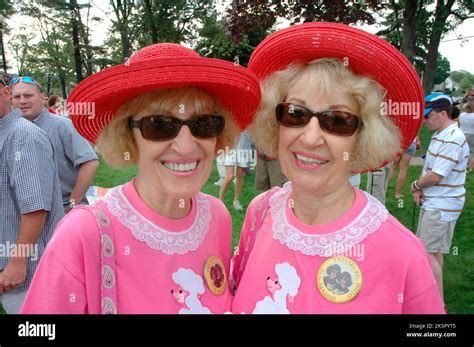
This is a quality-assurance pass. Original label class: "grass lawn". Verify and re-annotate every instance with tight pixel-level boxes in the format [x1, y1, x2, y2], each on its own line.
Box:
[2, 127, 472, 314]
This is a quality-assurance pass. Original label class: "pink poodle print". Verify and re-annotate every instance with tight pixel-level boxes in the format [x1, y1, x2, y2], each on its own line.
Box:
[171, 268, 211, 314]
[252, 262, 301, 314]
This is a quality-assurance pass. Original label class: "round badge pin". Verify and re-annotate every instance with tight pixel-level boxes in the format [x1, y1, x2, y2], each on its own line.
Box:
[204, 256, 227, 295]
[317, 256, 362, 304]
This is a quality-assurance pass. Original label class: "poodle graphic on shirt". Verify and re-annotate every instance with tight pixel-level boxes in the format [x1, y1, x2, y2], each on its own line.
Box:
[171, 268, 212, 314]
[252, 262, 301, 314]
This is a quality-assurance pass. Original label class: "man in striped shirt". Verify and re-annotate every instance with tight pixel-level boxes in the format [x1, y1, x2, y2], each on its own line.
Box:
[411, 93, 469, 307]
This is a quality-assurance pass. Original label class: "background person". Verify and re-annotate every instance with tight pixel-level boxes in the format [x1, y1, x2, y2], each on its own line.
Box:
[11, 76, 99, 213]
[458, 96, 474, 171]
[0, 74, 63, 314]
[47, 95, 63, 115]
[412, 93, 469, 309]
[387, 137, 418, 199]
[218, 130, 253, 210]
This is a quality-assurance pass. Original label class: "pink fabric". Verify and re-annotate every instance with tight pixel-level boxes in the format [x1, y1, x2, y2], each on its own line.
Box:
[21, 180, 233, 314]
[231, 186, 445, 314]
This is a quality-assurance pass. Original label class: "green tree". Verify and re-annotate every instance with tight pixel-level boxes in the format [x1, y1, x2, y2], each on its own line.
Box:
[434, 54, 450, 85]
[195, 10, 266, 66]
[460, 76, 473, 91]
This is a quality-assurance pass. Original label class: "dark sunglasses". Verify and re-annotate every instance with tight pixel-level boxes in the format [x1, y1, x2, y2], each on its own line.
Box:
[10, 76, 43, 92]
[276, 103, 360, 136]
[129, 114, 225, 141]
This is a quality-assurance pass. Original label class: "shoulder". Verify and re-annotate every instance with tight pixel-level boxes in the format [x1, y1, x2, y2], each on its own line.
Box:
[377, 212, 429, 261]
[444, 125, 466, 144]
[6, 118, 52, 150]
[45, 205, 102, 278]
[198, 192, 231, 220]
[49, 206, 101, 248]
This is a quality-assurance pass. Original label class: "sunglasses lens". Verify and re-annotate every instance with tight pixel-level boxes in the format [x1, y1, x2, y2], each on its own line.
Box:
[138, 114, 225, 141]
[276, 104, 307, 127]
[141, 116, 180, 140]
[189, 115, 225, 138]
[320, 111, 359, 136]
[276, 103, 359, 136]
[22, 76, 35, 83]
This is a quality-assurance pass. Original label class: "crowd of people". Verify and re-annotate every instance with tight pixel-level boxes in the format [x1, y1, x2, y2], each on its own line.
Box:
[0, 21, 472, 314]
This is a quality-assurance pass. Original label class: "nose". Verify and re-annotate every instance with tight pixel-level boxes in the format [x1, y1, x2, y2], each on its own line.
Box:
[171, 124, 198, 156]
[299, 117, 325, 147]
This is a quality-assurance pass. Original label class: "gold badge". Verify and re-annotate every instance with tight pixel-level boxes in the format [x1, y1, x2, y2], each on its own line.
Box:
[204, 256, 227, 295]
[317, 256, 362, 304]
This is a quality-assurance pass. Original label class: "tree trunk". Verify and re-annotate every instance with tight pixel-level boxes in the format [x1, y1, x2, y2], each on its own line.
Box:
[400, 0, 417, 63]
[76, 2, 93, 76]
[70, 0, 83, 82]
[59, 72, 67, 99]
[111, 0, 132, 62]
[422, 0, 455, 94]
[144, 0, 158, 43]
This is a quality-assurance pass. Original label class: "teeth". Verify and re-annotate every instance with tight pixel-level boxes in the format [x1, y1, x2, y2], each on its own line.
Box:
[296, 154, 327, 165]
[163, 161, 198, 172]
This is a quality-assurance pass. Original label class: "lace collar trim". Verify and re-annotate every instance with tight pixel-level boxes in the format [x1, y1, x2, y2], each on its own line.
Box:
[102, 185, 211, 255]
[269, 182, 388, 257]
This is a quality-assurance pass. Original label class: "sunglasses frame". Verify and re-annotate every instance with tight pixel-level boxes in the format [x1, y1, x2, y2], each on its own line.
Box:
[129, 114, 225, 141]
[276, 102, 361, 136]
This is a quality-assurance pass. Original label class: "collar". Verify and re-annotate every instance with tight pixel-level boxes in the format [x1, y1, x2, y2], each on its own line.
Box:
[434, 122, 458, 138]
[30, 107, 49, 125]
[269, 182, 388, 257]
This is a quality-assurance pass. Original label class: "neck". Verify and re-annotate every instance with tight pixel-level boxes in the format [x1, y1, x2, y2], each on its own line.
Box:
[134, 177, 191, 219]
[0, 105, 12, 119]
[291, 181, 355, 225]
[438, 119, 456, 132]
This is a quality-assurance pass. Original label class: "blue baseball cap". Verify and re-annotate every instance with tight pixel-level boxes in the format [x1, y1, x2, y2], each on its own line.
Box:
[424, 93, 452, 117]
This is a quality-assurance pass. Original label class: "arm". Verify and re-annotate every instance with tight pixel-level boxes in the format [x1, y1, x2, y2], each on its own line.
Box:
[0, 210, 47, 293]
[411, 171, 443, 206]
[21, 208, 100, 314]
[68, 159, 99, 210]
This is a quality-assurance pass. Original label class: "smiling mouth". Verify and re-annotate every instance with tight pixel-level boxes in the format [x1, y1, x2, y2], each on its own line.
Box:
[162, 160, 200, 172]
[294, 153, 329, 166]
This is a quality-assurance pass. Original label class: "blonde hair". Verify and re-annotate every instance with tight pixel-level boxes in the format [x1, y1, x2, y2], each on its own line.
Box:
[97, 87, 239, 167]
[464, 98, 474, 113]
[249, 58, 401, 172]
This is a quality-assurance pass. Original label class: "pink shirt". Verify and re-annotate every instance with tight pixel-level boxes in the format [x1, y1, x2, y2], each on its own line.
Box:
[231, 183, 444, 314]
[21, 180, 233, 314]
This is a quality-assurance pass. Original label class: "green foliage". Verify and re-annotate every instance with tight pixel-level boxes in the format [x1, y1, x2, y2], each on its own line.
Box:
[460, 76, 473, 91]
[434, 54, 451, 85]
[195, 11, 266, 66]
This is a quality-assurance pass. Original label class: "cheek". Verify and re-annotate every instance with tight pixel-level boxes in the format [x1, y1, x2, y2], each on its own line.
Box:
[201, 138, 217, 159]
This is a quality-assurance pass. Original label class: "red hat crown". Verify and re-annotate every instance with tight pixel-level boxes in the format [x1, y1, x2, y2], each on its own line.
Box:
[127, 43, 199, 65]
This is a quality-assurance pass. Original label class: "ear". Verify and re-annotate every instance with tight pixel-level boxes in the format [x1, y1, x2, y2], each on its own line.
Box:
[1, 85, 11, 99]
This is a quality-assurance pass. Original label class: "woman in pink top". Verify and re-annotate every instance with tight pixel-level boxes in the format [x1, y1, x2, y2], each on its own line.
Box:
[230, 23, 445, 314]
[20, 43, 261, 314]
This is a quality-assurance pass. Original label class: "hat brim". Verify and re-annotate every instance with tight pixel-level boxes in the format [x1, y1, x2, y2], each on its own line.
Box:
[248, 22, 424, 168]
[424, 108, 432, 117]
[68, 57, 261, 143]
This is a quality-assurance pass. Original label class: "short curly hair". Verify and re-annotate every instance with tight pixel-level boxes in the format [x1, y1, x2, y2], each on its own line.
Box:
[97, 87, 240, 167]
[249, 58, 401, 172]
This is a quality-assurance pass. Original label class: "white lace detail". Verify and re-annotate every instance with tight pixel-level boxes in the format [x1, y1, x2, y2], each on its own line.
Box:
[270, 182, 388, 257]
[102, 185, 211, 255]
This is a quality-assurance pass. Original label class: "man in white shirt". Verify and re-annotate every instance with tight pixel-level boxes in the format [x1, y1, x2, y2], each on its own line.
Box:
[411, 93, 469, 308]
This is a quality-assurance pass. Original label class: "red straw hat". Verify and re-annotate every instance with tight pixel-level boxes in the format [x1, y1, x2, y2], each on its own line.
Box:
[68, 43, 261, 143]
[248, 22, 423, 154]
